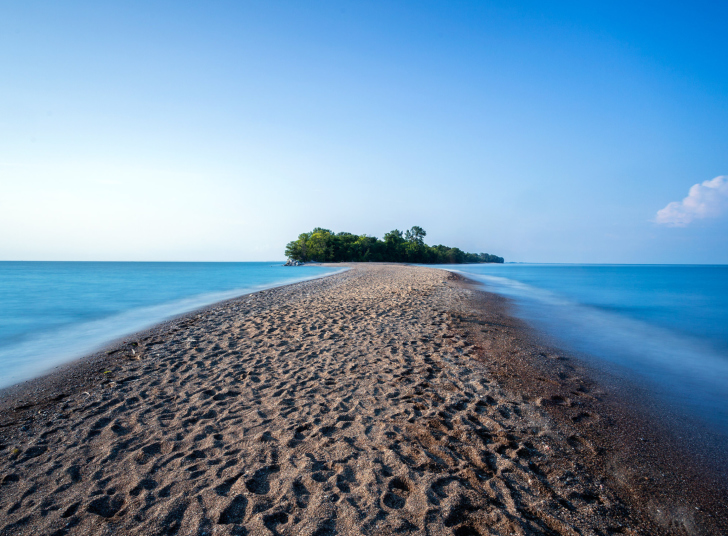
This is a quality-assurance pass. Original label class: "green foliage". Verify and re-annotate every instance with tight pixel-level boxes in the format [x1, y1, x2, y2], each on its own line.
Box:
[285, 226, 504, 264]
[405, 225, 426, 245]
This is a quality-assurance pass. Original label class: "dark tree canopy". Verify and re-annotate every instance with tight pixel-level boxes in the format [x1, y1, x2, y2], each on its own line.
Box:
[284, 226, 504, 264]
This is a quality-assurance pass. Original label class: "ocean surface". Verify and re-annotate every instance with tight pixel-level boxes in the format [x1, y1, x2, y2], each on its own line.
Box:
[0, 262, 342, 389]
[442, 264, 728, 437]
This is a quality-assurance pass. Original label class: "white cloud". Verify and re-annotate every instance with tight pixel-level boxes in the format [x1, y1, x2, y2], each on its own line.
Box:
[655, 175, 728, 227]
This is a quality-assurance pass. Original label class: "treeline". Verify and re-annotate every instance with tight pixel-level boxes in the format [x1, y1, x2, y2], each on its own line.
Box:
[285, 226, 504, 264]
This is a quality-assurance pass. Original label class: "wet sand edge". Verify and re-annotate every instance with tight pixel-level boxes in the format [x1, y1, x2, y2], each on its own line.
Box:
[448, 272, 728, 533]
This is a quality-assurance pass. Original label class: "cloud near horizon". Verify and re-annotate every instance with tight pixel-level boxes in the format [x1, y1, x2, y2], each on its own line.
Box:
[655, 175, 728, 227]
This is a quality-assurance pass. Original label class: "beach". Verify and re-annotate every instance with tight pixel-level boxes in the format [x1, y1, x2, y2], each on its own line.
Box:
[1, 264, 726, 535]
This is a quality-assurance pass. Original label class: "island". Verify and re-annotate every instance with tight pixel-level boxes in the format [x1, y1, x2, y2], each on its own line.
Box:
[285, 226, 504, 264]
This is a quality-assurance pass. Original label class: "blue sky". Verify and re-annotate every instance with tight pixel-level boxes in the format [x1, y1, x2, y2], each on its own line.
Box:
[1, 1, 726, 262]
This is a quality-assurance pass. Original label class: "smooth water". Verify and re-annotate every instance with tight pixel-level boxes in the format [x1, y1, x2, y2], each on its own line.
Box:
[0, 262, 342, 389]
[440, 264, 728, 435]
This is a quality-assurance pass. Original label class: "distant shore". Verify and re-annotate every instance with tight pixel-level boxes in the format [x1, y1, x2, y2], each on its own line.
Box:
[0, 264, 725, 535]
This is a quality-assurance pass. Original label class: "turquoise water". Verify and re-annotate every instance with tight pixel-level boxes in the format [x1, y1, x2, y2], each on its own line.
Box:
[441, 264, 728, 435]
[0, 262, 342, 389]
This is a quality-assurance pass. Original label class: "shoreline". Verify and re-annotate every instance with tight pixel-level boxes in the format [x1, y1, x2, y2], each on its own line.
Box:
[451, 274, 728, 532]
[0, 268, 348, 423]
[0, 264, 725, 535]
[0, 265, 347, 397]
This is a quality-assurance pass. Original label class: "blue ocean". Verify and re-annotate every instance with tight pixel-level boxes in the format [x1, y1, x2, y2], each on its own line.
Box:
[0, 262, 341, 389]
[444, 264, 728, 436]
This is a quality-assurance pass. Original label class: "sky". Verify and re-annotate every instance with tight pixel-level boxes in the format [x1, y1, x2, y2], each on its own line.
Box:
[1, 1, 726, 263]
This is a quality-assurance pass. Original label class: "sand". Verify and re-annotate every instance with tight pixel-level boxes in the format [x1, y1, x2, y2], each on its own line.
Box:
[0, 265, 726, 536]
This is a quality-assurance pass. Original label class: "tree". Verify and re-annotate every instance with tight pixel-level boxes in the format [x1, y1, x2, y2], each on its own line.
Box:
[307, 228, 333, 261]
[405, 226, 426, 245]
[384, 230, 406, 262]
[285, 232, 312, 261]
[283, 226, 503, 264]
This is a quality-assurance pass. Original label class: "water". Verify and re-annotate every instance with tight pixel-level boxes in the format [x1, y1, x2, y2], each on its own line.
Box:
[439, 264, 728, 435]
[0, 262, 342, 389]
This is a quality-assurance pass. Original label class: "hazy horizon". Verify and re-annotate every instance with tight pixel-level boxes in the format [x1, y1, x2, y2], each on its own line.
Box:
[2, 2, 726, 264]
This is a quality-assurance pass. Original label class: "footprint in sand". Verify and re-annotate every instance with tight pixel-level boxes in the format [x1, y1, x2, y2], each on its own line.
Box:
[382, 477, 411, 509]
[292, 479, 310, 508]
[218, 495, 247, 524]
[245, 465, 280, 495]
[86, 494, 125, 518]
[213, 472, 244, 496]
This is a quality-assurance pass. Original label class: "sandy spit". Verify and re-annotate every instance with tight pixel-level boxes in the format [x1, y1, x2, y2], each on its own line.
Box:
[0, 264, 725, 535]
